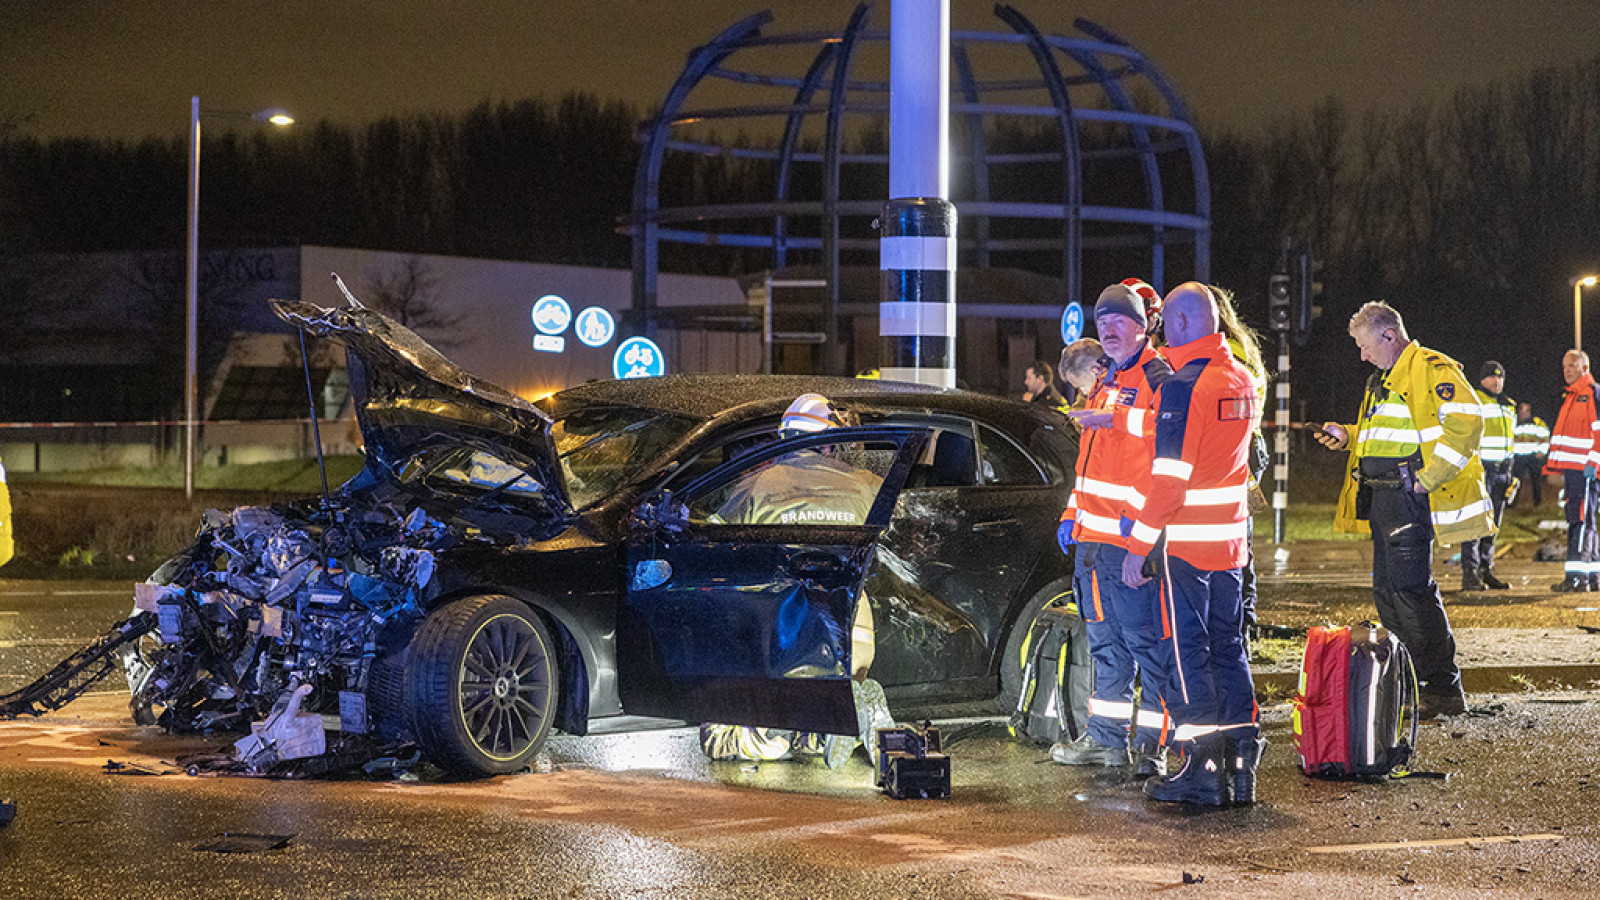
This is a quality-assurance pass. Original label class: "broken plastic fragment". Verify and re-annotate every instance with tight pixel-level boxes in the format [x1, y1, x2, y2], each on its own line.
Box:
[234, 683, 326, 771]
[133, 582, 183, 613]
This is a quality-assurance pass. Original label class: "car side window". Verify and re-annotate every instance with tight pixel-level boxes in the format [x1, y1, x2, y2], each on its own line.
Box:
[685, 439, 896, 526]
[976, 424, 1046, 486]
[905, 428, 979, 488]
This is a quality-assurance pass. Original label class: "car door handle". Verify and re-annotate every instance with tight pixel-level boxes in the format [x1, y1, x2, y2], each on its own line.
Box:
[784, 551, 845, 579]
[972, 518, 1019, 532]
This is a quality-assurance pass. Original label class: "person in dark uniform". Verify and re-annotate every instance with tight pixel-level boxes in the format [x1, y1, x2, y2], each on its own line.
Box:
[1023, 359, 1069, 411]
[1317, 302, 1490, 720]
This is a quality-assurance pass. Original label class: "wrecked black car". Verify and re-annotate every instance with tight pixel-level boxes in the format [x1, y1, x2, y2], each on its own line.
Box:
[120, 299, 1080, 777]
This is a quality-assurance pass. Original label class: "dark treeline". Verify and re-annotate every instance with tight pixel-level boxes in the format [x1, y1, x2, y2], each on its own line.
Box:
[3, 56, 1599, 419]
[1207, 56, 1600, 420]
[0, 93, 640, 268]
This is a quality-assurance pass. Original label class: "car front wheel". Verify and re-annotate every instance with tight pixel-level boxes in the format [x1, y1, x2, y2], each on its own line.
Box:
[405, 594, 558, 776]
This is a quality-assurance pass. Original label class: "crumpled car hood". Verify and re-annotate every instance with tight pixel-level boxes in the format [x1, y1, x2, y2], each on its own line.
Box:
[272, 298, 572, 522]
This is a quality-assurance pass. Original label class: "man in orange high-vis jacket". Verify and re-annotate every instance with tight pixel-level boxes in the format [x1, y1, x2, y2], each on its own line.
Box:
[1545, 349, 1600, 592]
[1113, 283, 1261, 807]
[1052, 281, 1173, 777]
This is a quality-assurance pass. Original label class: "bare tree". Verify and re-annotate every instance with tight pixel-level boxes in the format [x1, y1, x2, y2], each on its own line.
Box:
[362, 255, 465, 346]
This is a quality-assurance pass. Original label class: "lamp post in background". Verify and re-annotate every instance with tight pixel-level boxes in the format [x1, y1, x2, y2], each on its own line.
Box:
[1573, 274, 1598, 353]
[186, 97, 292, 498]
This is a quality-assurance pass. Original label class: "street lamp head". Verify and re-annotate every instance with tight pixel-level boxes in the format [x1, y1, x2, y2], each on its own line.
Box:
[1582, 276, 1598, 288]
[253, 108, 295, 127]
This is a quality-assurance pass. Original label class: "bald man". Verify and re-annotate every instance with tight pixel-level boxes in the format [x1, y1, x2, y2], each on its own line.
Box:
[1099, 283, 1263, 806]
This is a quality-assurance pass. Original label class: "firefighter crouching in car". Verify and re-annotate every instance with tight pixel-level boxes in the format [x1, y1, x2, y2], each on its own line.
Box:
[1086, 283, 1263, 806]
[1053, 281, 1173, 777]
[1317, 301, 1487, 720]
[698, 393, 893, 766]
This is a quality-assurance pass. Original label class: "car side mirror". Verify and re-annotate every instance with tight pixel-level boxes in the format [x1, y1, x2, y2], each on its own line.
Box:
[632, 490, 690, 537]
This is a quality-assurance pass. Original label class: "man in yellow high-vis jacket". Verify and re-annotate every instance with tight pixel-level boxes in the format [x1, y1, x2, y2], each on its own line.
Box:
[1314, 302, 1492, 720]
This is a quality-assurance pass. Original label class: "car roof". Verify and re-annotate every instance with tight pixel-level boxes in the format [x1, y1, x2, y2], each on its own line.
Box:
[543, 374, 945, 421]
[542, 373, 1072, 446]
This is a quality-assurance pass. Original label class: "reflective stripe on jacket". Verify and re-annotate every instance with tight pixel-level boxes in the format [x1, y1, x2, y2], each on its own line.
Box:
[1475, 389, 1516, 465]
[1513, 416, 1550, 457]
[1545, 373, 1600, 472]
[1334, 340, 1495, 545]
[0, 454, 12, 569]
[1063, 341, 1171, 547]
[1124, 333, 1256, 570]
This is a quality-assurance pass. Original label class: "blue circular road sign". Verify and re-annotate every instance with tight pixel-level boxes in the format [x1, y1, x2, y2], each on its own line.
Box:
[574, 306, 616, 347]
[613, 336, 665, 379]
[1061, 301, 1085, 344]
[531, 294, 572, 336]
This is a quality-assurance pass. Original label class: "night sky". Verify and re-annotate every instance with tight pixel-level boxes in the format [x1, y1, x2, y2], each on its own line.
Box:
[5, 0, 1595, 140]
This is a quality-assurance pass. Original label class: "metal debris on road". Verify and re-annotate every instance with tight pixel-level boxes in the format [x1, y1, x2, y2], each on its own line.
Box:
[194, 832, 295, 854]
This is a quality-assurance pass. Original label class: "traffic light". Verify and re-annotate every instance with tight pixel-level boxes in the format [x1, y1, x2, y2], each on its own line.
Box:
[1268, 271, 1292, 332]
[1291, 245, 1321, 347]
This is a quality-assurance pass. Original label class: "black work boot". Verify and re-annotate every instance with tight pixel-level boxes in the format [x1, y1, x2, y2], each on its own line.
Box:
[1551, 575, 1589, 592]
[1144, 735, 1227, 806]
[1479, 565, 1510, 590]
[1132, 742, 1167, 779]
[1227, 736, 1268, 806]
[1460, 567, 1485, 592]
[1049, 734, 1125, 767]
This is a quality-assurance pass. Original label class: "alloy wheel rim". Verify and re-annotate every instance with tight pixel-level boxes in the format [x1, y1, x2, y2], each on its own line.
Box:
[458, 615, 549, 759]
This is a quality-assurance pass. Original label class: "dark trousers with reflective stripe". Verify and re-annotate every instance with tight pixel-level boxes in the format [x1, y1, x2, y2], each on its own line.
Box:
[1368, 484, 1462, 698]
[1562, 470, 1599, 576]
[1461, 463, 1511, 574]
[1077, 543, 1163, 750]
[1156, 554, 1256, 745]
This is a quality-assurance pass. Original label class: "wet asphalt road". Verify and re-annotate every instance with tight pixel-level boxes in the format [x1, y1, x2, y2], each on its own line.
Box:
[3, 545, 1599, 899]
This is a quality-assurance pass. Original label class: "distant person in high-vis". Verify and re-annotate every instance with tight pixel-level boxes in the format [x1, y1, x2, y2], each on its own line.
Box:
[1511, 401, 1550, 507]
[1316, 301, 1490, 721]
[0, 453, 12, 568]
[1544, 349, 1600, 592]
[1461, 361, 1515, 591]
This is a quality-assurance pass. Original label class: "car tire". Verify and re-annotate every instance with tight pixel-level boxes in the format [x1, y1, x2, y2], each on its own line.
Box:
[404, 595, 558, 776]
[996, 577, 1086, 714]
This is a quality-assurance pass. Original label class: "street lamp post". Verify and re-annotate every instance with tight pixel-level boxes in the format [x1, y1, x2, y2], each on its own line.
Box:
[185, 97, 292, 498]
[1574, 274, 1599, 353]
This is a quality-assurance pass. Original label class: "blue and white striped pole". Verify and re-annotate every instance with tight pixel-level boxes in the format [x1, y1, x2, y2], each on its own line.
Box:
[880, 0, 956, 388]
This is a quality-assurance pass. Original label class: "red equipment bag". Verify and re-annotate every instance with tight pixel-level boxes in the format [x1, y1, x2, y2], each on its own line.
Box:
[1292, 623, 1419, 779]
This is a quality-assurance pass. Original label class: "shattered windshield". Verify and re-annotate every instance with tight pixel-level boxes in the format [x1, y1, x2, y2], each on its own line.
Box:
[546, 405, 696, 509]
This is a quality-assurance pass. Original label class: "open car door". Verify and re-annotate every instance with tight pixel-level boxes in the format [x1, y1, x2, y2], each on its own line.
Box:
[618, 427, 928, 735]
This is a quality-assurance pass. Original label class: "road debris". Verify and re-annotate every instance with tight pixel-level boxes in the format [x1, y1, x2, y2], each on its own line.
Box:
[194, 832, 295, 854]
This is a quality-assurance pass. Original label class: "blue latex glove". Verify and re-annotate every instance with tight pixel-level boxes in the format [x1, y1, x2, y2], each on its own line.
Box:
[1119, 514, 1135, 537]
[1586, 464, 1596, 482]
[1057, 518, 1077, 554]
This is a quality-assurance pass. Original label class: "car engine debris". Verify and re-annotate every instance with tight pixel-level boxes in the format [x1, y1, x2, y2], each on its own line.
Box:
[115, 499, 452, 773]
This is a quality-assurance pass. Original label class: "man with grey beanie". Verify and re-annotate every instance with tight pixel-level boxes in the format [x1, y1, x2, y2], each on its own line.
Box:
[1051, 280, 1173, 776]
